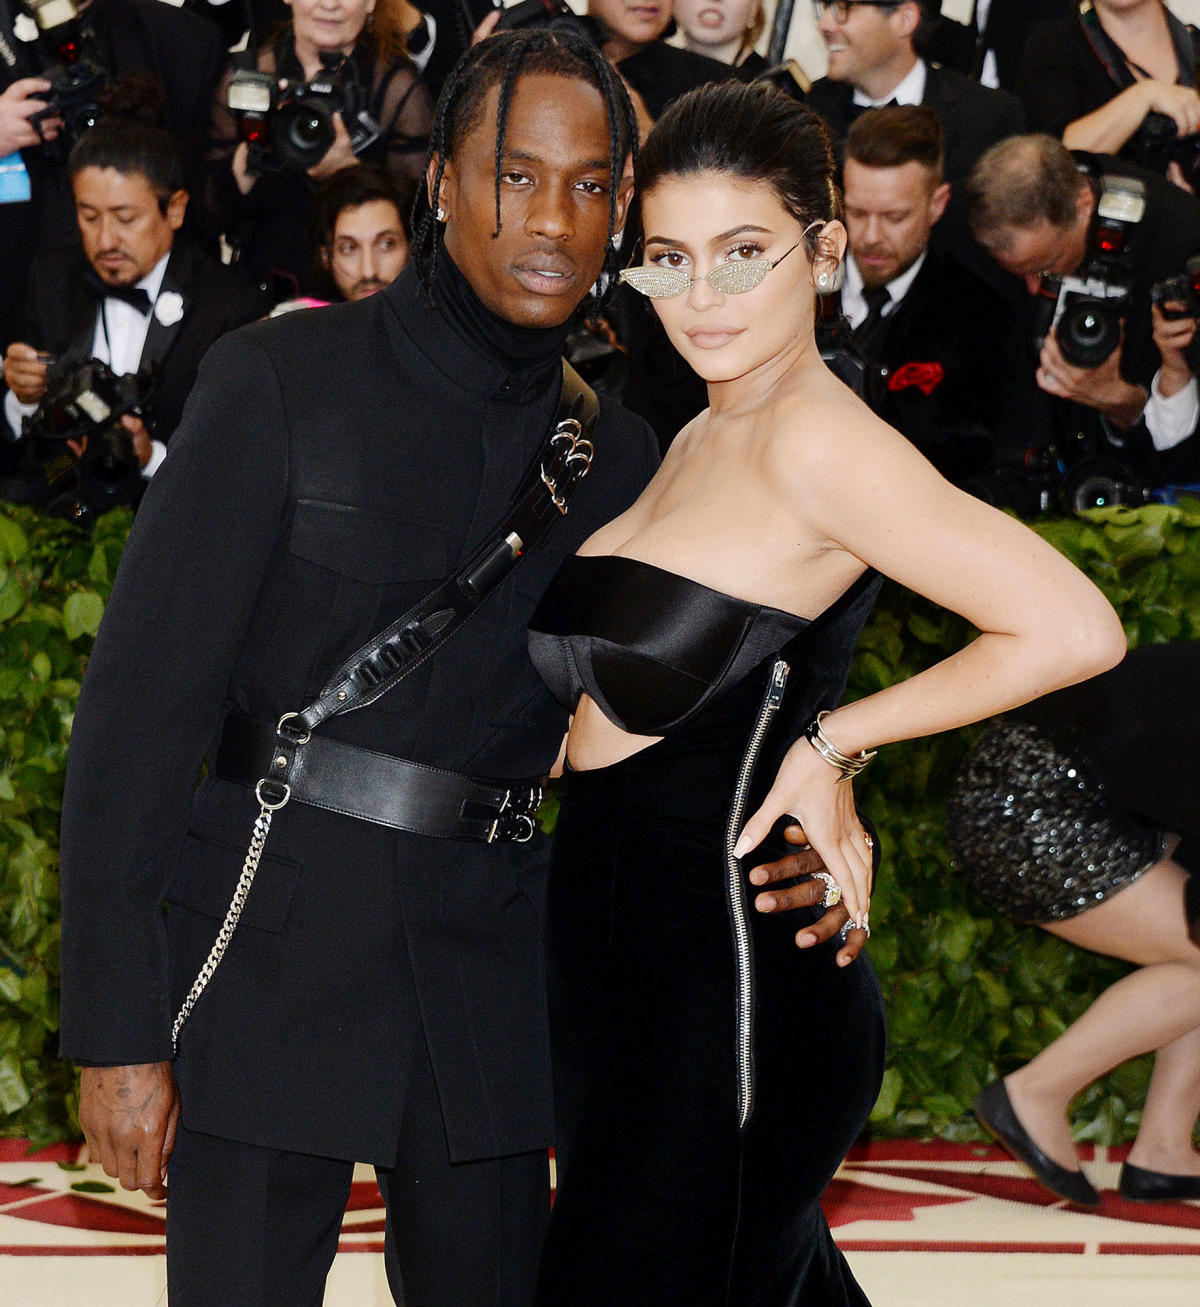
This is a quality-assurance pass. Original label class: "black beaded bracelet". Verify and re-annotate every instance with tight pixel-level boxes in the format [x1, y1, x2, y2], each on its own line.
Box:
[804, 711, 877, 781]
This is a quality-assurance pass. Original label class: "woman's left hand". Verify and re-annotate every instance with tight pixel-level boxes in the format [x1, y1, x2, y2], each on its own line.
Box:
[734, 735, 874, 927]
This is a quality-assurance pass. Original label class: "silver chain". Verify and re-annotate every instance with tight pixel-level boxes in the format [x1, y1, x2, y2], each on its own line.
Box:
[170, 802, 275, 1053]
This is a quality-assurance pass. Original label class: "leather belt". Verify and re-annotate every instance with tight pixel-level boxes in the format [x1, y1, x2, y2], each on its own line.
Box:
[214, 713, 545, 844]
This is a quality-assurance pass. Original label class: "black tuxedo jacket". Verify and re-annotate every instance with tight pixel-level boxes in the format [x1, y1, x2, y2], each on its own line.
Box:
[927, 0, 1076, 90]
[19, 238, 270, 442]
[57, 265, 660, 1165]
[807, 62, 1024, 191]
[852, 243, 1034, 480]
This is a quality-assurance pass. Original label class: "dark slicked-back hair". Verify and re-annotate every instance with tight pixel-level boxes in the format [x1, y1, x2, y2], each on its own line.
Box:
[636, 81, 840, 262]
[68, 119, 186, 214]
[414, 28, 638, 296]
[846, 105, 944, 181]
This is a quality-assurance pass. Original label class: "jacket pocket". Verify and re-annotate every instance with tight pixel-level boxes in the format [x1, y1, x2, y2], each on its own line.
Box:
[165, 828, 302, 934]
[288, 498, 454, 583]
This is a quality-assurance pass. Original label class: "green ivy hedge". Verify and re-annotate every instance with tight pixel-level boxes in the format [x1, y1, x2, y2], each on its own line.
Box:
[3, 499, 1200, 1147]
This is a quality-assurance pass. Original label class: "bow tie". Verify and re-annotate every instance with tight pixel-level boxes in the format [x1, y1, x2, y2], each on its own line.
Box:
[84, 269, 153, 315]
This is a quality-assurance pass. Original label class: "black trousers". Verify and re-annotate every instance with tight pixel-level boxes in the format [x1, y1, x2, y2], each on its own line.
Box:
[165, 1032, 550, 1307]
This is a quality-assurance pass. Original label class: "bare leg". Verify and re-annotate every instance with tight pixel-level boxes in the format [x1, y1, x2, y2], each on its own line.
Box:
[1002, 856, 1200, 1172]
[1128, 1024, 1200, 1175]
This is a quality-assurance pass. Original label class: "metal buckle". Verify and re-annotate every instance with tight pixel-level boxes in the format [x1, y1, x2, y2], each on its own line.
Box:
[486, 784, 543, 843]
[255, 778, 292, 810]
[276, 711, 311, 745]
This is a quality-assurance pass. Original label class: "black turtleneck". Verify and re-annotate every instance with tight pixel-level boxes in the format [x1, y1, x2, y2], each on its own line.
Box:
[431, 249, 570, 375]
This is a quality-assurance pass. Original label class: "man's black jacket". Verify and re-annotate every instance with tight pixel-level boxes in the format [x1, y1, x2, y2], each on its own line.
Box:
[17, 237, 269, 441]
[849, 243, 1033, 481]
[57, 264, 660, 1164]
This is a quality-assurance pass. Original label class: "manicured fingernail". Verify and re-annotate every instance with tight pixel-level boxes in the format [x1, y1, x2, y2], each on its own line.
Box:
[733, 834, 750, 858]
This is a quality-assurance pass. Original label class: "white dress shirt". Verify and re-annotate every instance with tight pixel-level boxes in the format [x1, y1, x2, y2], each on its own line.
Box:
[840, 250, 929, 331]
[850, 58, 927, 109]
[5, 253, 171, 475]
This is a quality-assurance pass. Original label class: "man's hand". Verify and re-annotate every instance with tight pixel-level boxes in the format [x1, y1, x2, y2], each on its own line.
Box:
[1038, 330, 1148, 429]
[3, 342, 51, 405]
[747, 822, 870, 967]
[1151, 301, 1198, 396]
[79, 1062, 179, 1199]
[119, 413, 154, 468]
[0, 79, 58, 155]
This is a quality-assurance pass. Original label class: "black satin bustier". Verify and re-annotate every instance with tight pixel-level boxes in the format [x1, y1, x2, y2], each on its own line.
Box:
[527, 555, 813, 737]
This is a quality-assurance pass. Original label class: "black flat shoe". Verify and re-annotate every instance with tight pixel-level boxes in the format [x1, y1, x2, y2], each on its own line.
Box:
[974, 1079, 1101, 1207]
[1119, 1161, 1200, 1202]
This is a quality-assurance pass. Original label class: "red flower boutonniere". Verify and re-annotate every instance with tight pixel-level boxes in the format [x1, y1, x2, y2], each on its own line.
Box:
[887, 362, 944, 395]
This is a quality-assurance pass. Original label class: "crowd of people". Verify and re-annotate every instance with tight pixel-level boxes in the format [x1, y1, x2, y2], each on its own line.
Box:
[2, 2, 1200, 1304]
[2, 1, 1200, 509]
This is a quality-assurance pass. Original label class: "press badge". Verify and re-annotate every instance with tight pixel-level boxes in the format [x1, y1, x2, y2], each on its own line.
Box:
[0, 153, 32, 204]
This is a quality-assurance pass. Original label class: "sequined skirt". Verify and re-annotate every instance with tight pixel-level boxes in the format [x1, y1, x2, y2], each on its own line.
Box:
[947, 717, 1165, 924]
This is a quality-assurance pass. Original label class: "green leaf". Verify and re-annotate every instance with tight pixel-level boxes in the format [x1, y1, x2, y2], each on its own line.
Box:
[70, 1180, 116, 1194]
[0, 1049, 31, 1113]
[870, 1067, 903, 1122]
[0, 515, 28, 564]
[56, 1160, 87, 1172]
[0, 575, 24, 623]
[61, 591, 105, 641]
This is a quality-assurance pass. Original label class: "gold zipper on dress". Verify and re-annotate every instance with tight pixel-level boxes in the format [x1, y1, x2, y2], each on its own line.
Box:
[724, 657, 789, 1129]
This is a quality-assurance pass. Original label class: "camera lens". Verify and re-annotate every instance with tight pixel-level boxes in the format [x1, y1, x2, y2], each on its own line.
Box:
[273, 99, 335, 169]
[1057, 297, 1122, 368]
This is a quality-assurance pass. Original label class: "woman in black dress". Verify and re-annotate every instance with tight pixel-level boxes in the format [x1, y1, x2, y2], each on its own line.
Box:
[529, 81, 1126, 1305]
[951, 641, 1200, 1205]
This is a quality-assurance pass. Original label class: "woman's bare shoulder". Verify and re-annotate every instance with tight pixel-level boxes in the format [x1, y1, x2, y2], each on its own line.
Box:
[766, 384, 916, 482]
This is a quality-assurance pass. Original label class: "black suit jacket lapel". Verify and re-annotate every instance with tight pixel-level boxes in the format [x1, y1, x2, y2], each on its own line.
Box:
[139, 247, 191, 373]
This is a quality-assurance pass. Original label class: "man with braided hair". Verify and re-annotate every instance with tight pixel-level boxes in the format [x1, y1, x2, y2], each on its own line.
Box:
[57, 28, 653, 1307]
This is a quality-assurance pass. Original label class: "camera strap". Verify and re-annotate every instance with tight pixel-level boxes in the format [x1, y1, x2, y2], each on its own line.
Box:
[170, 360, 599, 1052]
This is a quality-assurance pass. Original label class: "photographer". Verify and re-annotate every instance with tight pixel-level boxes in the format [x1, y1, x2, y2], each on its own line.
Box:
[1017, 0, 1200, 192]
[2, 110, 268, 488]
[206, 0, 432, 299]
[0, 0, 226, 350]
[967, 134, 1200, 500]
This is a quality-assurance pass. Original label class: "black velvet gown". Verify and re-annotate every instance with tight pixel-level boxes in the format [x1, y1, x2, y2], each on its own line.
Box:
[528, 556, 886, 1307]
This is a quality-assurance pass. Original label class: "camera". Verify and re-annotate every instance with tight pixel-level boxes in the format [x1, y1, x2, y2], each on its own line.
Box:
[494, 0, 600, 42]
[228, 51, 380, 175]
[978, 423, 1152, 518]
[1125, 110, 1200, 193]
[17, 359, 154, 529]
[1151, 255, 1200, 321]
[25, 0, 109, 161]
[1033, 175, 1145, 369]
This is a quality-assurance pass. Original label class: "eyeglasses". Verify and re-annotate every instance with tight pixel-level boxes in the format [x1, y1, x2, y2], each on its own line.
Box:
[620, 242, 801, 299]
[812, 1, 902, 23]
